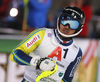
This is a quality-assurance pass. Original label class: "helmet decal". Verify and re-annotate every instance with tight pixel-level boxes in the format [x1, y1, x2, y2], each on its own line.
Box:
[65, 8, 81, 16]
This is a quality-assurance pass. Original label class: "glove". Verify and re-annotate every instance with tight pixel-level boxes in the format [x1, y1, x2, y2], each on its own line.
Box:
[35, 59, 58, 82]
[30, 55, 55, 71]
[30, 55, 40, 68]
[36, 57, 55, 71]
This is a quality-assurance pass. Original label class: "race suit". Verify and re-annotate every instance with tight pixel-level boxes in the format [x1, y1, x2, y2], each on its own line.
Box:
[10, 28, 82, 82]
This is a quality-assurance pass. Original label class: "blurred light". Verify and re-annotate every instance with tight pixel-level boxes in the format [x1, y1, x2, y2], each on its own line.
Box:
[9, 8, 18, 17]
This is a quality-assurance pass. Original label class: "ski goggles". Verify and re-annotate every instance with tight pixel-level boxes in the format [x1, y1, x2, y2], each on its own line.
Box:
[60, 15, 79, 29]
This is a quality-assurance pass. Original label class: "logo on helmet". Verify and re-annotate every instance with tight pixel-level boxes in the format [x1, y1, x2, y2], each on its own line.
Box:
[65, 8, 83, 18]
[80, 14, 83, 18]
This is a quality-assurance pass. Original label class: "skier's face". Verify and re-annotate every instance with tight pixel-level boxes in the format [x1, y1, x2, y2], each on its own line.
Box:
[59, 23, 76, 37]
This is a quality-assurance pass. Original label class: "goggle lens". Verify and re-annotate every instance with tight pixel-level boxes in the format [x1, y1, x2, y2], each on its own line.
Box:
[60, 15, 79, 29]
[61, 20, 79, 29]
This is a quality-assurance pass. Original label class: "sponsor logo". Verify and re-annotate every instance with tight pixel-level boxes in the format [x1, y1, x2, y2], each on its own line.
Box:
[59, 72, 63, 77]
[25, 34, 40, 48]
[69, 57, 81, 77]
[45, 61, 49, 64]
[73, 44, 78, 49]
[56, 62, 64, 68]
[65, 8, 83, 18]
[48, 33, 52, 37]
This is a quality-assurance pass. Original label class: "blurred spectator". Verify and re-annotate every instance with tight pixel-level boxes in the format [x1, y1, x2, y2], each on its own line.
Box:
[0, 0, 11, 28]
[46, 14, 55, 28]
[0, 0, 11, 18]
[70, 0, 92, 38]
[0, 0, 24, 30]
[24, 0, 52, 31]
[0, 0, 3, 7]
